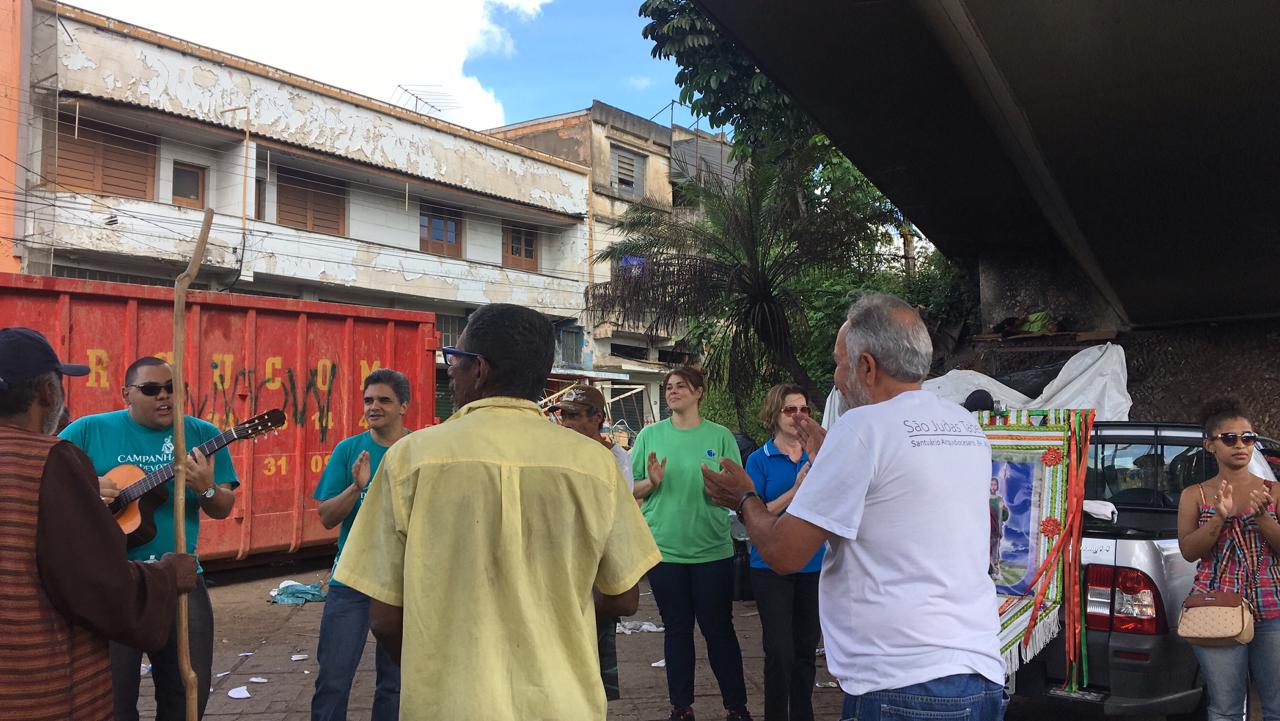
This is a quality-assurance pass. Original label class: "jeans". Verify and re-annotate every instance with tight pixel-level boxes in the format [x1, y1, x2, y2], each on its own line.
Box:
[597, 616, 621, 701]
[647, 559, 748, 709]
[1192, 616, 1280, 721]
[110, 576, 214, 721]
[840, 673, 1007, 721]
[311, 584, 401, 721]
[751, 568, 821, 721]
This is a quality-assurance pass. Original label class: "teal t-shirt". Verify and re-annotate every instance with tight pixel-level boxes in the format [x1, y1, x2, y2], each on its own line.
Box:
[631, 418, 742, 564]
[59, 410, 239, 569]
[312, 431, 391, 586]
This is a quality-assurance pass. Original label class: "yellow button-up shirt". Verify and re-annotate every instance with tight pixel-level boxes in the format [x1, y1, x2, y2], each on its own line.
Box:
[335, 396, 661, 720]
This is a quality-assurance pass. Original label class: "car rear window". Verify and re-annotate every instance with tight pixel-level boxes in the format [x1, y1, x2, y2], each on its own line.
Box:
[1086, 439, 1215, 509]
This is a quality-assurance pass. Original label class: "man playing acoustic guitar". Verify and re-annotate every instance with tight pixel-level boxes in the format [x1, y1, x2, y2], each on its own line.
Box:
[60, 356, 239, 721]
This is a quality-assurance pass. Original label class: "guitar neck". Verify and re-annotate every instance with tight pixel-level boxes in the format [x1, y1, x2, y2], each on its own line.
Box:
[113, 428, 236, 507]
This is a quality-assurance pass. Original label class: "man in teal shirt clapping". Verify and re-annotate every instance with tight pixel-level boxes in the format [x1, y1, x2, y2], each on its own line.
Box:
[310, 369, 411, 721]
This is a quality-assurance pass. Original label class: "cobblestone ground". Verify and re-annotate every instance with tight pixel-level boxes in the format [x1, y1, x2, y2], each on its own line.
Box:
[128, 560, 1254, 720]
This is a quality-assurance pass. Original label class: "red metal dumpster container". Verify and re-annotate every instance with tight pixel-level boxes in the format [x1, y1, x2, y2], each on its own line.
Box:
[0, 272, 437, 562]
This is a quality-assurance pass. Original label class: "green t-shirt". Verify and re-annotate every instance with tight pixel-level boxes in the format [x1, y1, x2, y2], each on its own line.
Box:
[631, 418, 742, 564]
[312, 431, 392, 587]
[59, 410, 240, 569]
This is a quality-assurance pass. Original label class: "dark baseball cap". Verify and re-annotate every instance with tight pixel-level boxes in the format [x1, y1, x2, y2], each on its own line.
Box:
[0, 327, 90, 391]
[550, 384, 606, 416]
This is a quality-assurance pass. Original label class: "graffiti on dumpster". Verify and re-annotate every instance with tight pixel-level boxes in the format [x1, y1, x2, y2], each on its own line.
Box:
[191, 356, 341, 443]
[78, 348, 353, 444]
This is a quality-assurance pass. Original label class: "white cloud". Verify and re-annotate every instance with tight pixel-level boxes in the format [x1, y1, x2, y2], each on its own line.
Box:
[627, 75, 654, 91]
[63, 0, 552, 129]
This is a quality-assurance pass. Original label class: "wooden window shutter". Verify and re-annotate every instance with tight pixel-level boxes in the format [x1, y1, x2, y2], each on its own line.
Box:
[46, 113, 156, 200]
[276, 169, 346, 235]
[275, 179, 310, 229]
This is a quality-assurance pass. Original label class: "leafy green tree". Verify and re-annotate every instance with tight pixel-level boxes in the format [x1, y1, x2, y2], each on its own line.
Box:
[640, 0, 815, 153]
[587, 151, 895, 426]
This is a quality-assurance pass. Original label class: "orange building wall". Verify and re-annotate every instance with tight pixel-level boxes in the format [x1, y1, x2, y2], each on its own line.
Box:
[0, 0, 24, 272]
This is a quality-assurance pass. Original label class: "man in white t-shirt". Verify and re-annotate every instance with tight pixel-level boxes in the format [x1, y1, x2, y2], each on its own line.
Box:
[703, 293, 1006, 721]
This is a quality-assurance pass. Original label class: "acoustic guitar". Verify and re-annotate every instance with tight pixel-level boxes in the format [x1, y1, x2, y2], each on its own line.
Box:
[105, 409, 285, 548]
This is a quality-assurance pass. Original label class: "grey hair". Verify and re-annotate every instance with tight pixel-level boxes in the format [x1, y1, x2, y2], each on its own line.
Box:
[844, 293, 933, 382]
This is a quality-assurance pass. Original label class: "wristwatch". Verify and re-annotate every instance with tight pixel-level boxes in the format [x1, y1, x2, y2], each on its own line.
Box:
[200, 485, 217, 500]
[735, 490, 761, 518]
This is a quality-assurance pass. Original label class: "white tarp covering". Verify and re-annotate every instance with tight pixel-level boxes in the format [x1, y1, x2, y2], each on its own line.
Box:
[923, 343, 1132, 421]
[821, 343, 1132, 425]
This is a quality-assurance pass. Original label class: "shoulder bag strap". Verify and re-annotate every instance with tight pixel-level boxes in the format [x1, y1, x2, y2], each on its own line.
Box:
[1228, 520, 1261, 617]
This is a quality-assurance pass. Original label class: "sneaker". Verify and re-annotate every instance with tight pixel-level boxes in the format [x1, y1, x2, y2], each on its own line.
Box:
[724, 707, 753, 721]
[667, 707, 695, 721]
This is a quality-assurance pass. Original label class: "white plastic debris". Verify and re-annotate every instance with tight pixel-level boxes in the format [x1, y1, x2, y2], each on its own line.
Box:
[291, 654, 308, 661]
[249, 677, 268, 684]
[238, 652, 254, 657]
[216, 672, 230, 679]
[816, 681, 838, 688]
[651, 659, 666, 668]
[227, 686, 251, 699]
[140, 663, 151, 677]
[268, 579, 304, 598]
[617, 620, 663, 635]
[304, 670, 311, 675]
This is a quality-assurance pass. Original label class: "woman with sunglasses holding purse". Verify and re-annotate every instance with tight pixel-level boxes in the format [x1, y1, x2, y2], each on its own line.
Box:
[1177, 398, 1280, 721]
[743, 384, 823, 721]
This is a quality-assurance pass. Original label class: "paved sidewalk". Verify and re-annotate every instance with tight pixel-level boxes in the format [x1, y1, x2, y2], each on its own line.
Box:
[128, 560, 1243, 720]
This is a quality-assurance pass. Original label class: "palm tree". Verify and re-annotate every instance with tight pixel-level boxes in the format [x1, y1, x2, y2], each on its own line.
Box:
[586, 150, 896, 426]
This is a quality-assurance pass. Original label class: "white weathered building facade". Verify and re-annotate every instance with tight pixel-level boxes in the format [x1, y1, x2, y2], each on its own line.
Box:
[9, 2, 621, 414]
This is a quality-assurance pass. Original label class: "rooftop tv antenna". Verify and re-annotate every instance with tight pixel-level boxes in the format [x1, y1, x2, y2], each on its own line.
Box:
[392, 85, 460, 118]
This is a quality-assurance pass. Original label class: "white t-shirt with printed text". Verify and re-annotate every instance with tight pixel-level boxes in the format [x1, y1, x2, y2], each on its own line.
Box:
[788, 389, 1004, 696]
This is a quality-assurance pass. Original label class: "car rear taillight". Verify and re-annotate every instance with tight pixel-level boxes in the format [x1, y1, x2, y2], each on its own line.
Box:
[1084, 565, 1167, 635]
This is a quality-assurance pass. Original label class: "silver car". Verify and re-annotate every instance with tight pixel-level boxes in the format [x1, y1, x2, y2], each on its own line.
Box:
[1013, 422, 1279, 720]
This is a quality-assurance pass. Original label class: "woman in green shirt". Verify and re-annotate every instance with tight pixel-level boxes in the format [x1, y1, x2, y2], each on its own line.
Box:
[633, 366, 750, 721]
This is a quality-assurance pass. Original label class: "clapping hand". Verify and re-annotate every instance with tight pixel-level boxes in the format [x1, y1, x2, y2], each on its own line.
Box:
[1215, 481, 1235, 517]
[647, 452, 667, 490]
[702, 458, 754, 510]
[1248, 487, 1273, 518]
[795, 414, 827, 460]
[352, 451, 372, 491]
[795, 461, 811, 488]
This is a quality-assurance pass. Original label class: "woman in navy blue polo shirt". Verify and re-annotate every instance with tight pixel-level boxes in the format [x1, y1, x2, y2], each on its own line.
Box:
[744, 383, 824, 721]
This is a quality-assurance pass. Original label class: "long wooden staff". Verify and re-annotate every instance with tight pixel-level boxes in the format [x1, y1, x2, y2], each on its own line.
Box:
[172, 208, 213, 721]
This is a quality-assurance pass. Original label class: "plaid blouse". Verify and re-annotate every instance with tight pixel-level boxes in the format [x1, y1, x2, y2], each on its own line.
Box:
[1192, 480, 1280, 620]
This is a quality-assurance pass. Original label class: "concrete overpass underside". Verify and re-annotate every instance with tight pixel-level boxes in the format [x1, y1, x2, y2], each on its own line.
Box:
[696, 0, 1280, 330]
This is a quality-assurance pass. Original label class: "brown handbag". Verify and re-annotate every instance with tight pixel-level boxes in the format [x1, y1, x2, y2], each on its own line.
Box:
[1178, 486, 1258, 647]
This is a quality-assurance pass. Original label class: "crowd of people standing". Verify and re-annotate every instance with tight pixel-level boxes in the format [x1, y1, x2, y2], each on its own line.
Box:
[0, 289, 1276, 721]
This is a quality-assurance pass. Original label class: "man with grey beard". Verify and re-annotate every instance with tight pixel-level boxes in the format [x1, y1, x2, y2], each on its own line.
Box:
[703, 294, 1007, 721]
[0, 327, 195, 721]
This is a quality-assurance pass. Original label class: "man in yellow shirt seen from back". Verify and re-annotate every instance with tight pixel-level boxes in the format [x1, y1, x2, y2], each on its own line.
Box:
[334, 303, 661, 721]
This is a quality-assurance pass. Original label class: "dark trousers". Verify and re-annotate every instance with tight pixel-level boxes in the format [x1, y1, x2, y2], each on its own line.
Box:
[647, 558, 748, 709]
[596, 616, 621, 701]
[110, 577, 214, 721]
[311, 584, 401, 721]
[751, 569, 821, 721]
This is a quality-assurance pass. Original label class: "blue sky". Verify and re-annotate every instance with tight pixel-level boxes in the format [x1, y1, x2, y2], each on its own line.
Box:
[470, 1, 704, 129]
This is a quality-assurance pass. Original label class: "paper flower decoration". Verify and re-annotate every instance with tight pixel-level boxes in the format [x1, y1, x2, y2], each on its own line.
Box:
[1041, 448, 1064, 467]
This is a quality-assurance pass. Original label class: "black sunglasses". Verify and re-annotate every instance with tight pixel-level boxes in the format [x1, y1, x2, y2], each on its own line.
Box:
[1209, 431, 1258, 447]
[128, 382, 174, 397]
